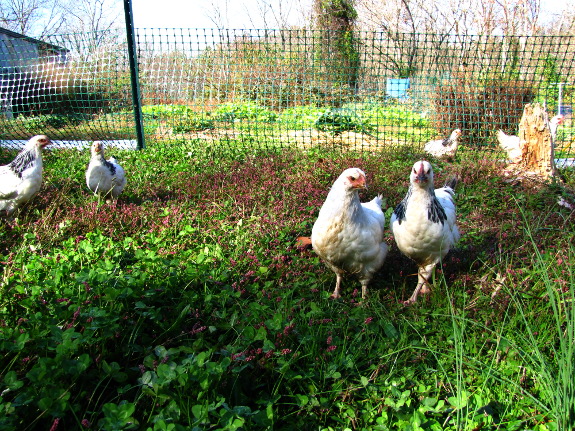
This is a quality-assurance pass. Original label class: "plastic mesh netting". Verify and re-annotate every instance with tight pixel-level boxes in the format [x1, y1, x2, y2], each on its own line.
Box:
[1, 28, 574, 159]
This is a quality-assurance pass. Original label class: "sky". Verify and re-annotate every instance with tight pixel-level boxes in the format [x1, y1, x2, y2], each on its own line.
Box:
[131, 0, 311, 30]
[130, 0, 569, 30]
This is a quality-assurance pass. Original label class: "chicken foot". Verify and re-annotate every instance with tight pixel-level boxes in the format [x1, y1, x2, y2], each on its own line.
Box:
[404, 263, 435, 305]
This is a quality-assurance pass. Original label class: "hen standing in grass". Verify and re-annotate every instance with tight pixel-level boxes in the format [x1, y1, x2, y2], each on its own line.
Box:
[311, 168, 388, 299]
[86, 141, 126, 201]
[391, 161, 459, 304]
[424, 129, 462, 159]
[497, 114, 564, 163]
[0, 135, 51, 217]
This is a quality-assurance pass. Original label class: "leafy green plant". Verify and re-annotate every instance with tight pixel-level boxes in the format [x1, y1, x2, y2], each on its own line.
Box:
[141, 105, 195, 117]
[171, 115, 215, 133]
[314, 107, 373, 134]
[278, 105, 327, 129]
[215, 101, 277, 123]
[20, 114, 79, 130]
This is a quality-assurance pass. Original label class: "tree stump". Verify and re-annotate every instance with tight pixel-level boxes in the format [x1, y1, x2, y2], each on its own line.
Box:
[510, 103, 556, 178]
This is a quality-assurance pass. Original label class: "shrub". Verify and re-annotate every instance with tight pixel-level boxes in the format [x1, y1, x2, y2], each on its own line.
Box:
[432, 72, 535, 147]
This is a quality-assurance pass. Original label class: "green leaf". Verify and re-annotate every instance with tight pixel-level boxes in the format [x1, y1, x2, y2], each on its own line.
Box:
[3, 371, 24, 390]
[38, 397, 53, 410]
[192, 404, 207, 420]
[448, 391, 470, 409]
[294, 394, 309, 407]
[383, 322, 399, 339]
[13, 332, 30, 351]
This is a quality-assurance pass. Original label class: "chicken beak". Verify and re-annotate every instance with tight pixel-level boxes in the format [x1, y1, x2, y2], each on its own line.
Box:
[415, 163, 428, 183]
[356, 174, 367, 190]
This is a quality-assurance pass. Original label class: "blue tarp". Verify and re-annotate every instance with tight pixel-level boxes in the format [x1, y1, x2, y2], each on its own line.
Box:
[386, 78, 410, 99]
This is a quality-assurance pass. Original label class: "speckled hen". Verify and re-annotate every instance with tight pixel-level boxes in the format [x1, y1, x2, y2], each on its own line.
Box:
[424, 129, 462, 159]
[391, 161, 459, 304]
[86, 141, 126, 201]
[0, 135, 51, 216]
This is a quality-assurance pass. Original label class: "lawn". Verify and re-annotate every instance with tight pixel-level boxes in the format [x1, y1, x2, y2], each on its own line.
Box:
[0, 141, 574, 430]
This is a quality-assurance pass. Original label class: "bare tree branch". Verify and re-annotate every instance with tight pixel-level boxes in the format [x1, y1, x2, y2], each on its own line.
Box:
[0, 0, 65, 37]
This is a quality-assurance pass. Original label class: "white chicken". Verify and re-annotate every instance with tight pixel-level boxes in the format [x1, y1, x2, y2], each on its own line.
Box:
[311, 168, 388, 299]
[0, 135, 51, 216]
[497, 114, 564, 163]
[424, 129, 462, 159]
[390, 161, 459, 304]
[86, 141, 127, 201]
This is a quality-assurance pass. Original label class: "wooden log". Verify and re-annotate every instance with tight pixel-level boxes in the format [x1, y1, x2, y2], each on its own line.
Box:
[514, 103, 556, 178]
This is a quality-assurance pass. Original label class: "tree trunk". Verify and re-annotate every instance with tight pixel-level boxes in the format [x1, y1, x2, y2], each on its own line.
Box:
[513, 103, 556, 178]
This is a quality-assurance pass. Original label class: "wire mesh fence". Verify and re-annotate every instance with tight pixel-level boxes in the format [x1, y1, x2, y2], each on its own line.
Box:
[1, 28, 575, 159]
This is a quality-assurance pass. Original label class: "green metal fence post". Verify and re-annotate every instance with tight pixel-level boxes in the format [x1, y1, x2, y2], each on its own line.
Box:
[123, 0, 145, 150]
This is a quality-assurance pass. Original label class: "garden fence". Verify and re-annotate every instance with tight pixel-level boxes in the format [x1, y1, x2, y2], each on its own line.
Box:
[1, 28, 575, 159]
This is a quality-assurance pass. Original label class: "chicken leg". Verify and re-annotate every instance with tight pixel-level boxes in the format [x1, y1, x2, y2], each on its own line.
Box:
[404, 263, 435, 305]
[330, 274, 344, 299]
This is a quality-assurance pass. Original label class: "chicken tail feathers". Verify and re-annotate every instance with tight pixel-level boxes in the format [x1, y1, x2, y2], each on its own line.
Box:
[497, 130, 511, 147]
[443, 176, 458, 192]
[369, 194, 385, 210]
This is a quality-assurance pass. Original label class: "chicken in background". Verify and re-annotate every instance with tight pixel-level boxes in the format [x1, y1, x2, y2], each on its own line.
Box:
[311, 168, 388, 300]
[424, 129, 462, 159]
[497, 114, 564, 163]
[86, 141, 127, 202]
[0, 135, 51, 217]
[390, 161, 459, 304]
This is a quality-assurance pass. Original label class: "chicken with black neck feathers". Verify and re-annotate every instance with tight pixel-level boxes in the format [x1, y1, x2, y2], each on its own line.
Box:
[86, 141, 127, 202]
[311, 168, 388, 300]
[424, 129, 462, 159]
[391, 161, 459, 304]
[0, 135, 51, 217]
